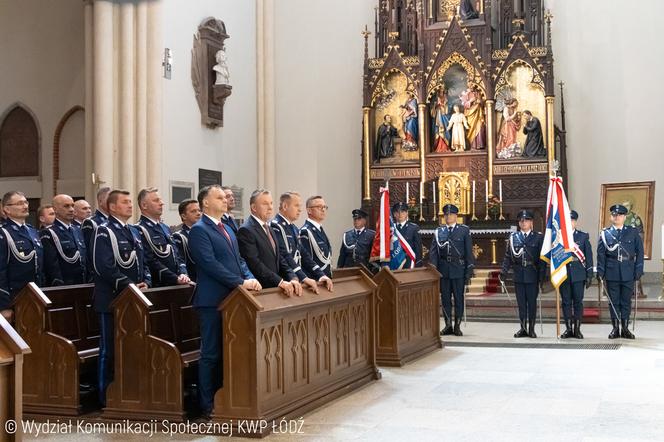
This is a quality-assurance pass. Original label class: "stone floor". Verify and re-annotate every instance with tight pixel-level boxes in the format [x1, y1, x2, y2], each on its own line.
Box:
[22, 321, 664, 441]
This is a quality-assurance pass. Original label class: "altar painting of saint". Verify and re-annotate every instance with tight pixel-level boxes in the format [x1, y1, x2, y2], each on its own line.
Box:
[447, 104, 470, 152]
[400, 92, 419, 151]
[496, 98, 522, 159]
[460, 85, 486, 150]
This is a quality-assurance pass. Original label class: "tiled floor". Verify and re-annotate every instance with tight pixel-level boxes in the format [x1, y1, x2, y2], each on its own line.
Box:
[22, 321, 664, 441]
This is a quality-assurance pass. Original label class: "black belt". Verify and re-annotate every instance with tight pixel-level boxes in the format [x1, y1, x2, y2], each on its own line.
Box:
[514, 259, 534, 267]
[444, 256, 465, 264]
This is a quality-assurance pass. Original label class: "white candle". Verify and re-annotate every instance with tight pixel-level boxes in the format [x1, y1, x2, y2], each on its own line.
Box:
[472, 180, 476, 203]
[661, 223, 664, 260]
[406, 182, 409, 202]
[485, 180, 489, 202]
[499, 179, 503, 202]
[432, 180, 437, 204]
[419, 182, 423, 203]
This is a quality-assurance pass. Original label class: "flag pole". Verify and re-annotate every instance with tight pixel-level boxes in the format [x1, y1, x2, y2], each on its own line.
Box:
[555, 286, 561, 338]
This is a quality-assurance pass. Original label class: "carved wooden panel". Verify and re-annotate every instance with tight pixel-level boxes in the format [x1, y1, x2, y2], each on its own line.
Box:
[0, 105, 39, 177]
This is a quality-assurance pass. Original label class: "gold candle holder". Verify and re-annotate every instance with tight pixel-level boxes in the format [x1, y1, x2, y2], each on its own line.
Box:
[490, 239, 498, 265]
[484, 201, 490, 220]
[499, 201, 505, 220]
[471, 200, 478, 221]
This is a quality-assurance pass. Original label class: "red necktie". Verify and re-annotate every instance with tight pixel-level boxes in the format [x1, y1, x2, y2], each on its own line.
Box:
[217, 222, 233, 248]
[263, 223, 276, 252]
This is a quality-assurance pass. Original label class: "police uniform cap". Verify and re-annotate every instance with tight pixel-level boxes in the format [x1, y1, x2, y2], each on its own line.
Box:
[442, 204, 459, 215]
[609, 204, 628, 215]
[569, 210, 578, 220]
[517, 209, 534, 220]
[392, 202, 408, 213]
[352, 209, 368, 219]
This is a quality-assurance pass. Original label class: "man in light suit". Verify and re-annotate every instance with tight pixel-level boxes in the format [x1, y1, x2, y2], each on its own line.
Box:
[237, 189, 311, 296]
[188, 185, 261, 420]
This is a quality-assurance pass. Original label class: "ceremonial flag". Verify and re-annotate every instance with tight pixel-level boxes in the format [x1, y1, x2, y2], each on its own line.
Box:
[540, 176, 575, 288]
[369, 184, 417, 269]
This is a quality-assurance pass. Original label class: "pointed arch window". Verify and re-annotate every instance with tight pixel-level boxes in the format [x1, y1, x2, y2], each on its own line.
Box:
[0, 104, 40, 177]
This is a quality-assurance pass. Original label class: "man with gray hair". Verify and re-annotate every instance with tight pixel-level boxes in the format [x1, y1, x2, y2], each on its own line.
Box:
[238, 189, 301, 296]
[135, 187, 190, 287]
[82, 186, 111, 252]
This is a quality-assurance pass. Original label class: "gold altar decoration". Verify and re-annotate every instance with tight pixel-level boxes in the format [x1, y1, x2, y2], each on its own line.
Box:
[436, 171, 471, 222]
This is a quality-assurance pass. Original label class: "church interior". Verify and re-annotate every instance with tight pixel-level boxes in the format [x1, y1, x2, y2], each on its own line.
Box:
[1, 0, 664, 440]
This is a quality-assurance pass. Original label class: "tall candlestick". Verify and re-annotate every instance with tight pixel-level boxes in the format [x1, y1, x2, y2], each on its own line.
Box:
[472, 180, 476, 203]
[499, 179, 503, 202]
[485, 180, 489, 202]
[432, 180, 436, 204]
[419, 182, 423, 204]
[406, 182, 410, 203]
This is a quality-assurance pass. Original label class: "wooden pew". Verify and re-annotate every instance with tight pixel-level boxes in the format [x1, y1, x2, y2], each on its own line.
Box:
[373, 266, 442, 366]
[332, 264, 373, 279]
[13, 283, 97, 416]
[212, 273, 380, 437]
[104, 284, 198, 421]
[0, 314, 30, 442]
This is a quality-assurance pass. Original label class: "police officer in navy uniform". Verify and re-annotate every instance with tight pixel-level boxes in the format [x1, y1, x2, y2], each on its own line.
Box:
[429, 204, 474, 336]
[81, 187, 111, 253]
[300, 195, 336, 284]
[92, 190, 151, 406]
[597, 204, 644, 339]
[337, 209, 376, 269]
[172, 199, 201, 282]
[500, 210, 546, 338]
[135, 187, 190, 287]
[40, 194, 88, 286]
[559, 210, 593, 339]
[0, 191, 44, 321]
[392, 202, 422, 267]
[271, 192, 333, 291]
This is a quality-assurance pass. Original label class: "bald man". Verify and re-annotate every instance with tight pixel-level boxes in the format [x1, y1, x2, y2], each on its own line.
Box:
[73, 199, 92, 227]
[40, 194, 88, 286]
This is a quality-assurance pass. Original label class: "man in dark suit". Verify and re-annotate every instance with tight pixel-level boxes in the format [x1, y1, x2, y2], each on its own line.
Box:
[300, 196, 335, 286]
[271, 192, 330, 292]
[500, 210, 547, 338]
[392, 202, 422, 267]
[40, 194, 88, 286]
[237, 189, 306, 296]
[597, 204, 644, 339]
[91, 190, 151, 406]
[0, 191, 44, 321]
[429, 204, 474, 336]
[172, 199, 201, 282]
[135, 187, 190, 287]
[559, 210, 593, 339]
[221, 186, 239, 235]
[337, 209, 376, 269]
[188, 185, 261, 419]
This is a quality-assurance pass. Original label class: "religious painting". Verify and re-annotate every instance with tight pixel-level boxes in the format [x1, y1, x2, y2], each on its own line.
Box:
[495, 61, 546, 160]
[599, 181, 655, 259]
[373, 70, 419, 164]
[429, 63, 486, 153]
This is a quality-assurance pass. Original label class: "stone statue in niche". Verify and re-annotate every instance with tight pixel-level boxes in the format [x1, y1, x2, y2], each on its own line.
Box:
[399, 92, 419, 151]
[374, 115, 398, 161]
[191, 17, 231, 128]
[213, 48, 230, 85]
[521, 110, 546, 157]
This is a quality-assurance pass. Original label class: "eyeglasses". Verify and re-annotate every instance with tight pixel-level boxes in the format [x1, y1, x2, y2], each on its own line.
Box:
[5, 200, 29, 206]
[309, 205, 329, 210]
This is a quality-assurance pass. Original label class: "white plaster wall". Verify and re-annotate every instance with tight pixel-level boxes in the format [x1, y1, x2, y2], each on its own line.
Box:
[274, 0, 375, 261]
[550, 0, 664, 270]
[0, 0, 84, 201]
[160, 0, 257, 225]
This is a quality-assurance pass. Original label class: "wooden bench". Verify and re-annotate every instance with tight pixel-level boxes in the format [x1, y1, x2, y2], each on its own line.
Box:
[332, 264, 373, 279]
[13, 283, 98, 416]
[104, 284, 198, 421]
[0, 314, 30, 442]
[373, 266, 442, 366]
[212, 273, 380, 437]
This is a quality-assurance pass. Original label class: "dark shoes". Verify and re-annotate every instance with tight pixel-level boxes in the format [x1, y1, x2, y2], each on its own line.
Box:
[560, 320, 573, 339]
[621, 320, 635, 339]
[574, 320, 584, 339]
[440, 318, 453, 336]
[453, 318, 463, 336]
[528, 320, 537, 338]
[514, 321, 528, 338]
[608, 319, 620, 339]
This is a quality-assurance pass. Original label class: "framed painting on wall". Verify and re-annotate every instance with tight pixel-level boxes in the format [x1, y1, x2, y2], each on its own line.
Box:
[599, 181, 655, 259]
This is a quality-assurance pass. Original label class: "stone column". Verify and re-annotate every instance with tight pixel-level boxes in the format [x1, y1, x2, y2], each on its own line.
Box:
[84, 0, 94, 201]
[146, 0, 163, 188]
[119, 2, 136, 193]
[257, 0, 276, 191]
[135, 1, 148, 192]
[92, 0, 114, 191]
